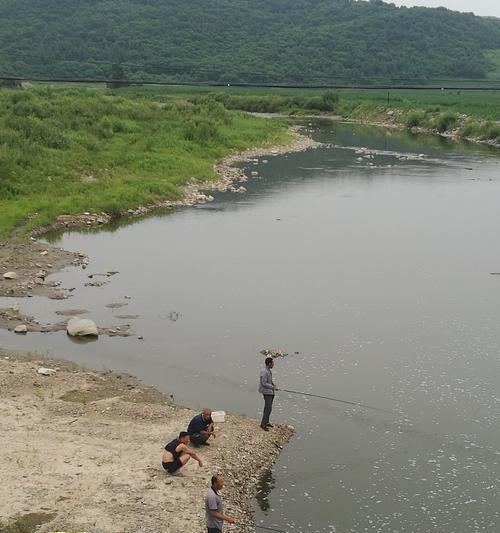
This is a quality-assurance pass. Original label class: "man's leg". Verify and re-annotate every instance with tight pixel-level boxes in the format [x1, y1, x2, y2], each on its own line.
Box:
[207, 528, 221, 533]
[190, 432, 209, 446]
[261, 394, 274, 428]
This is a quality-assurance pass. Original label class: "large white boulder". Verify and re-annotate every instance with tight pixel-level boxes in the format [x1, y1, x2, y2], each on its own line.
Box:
[3, 271, 18, 279]
[67, 317, 98, 337]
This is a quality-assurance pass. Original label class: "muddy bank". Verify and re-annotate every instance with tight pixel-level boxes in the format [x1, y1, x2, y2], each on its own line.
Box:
[0, 239, 88, 299]
[0, 305, 133, 338]
[0, 350, 292, 533]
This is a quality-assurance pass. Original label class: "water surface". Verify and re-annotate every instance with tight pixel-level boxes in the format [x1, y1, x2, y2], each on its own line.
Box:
[1, 122, 499, 532]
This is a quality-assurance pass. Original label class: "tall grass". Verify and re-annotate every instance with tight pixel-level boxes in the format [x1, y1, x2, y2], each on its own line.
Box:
[0, 88, 289, 235]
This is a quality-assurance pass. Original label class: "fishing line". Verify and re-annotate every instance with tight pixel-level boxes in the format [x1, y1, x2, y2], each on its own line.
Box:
[281, 388, 395, 415]
[238, 523, 288, 532]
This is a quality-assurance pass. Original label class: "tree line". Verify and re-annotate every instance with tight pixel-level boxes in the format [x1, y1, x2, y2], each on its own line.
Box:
[0, 0, 499, 83]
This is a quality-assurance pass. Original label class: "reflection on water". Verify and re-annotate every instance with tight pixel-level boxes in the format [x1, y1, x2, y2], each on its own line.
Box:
[255, 468, 276, 513]
[1, 121, 499, 533]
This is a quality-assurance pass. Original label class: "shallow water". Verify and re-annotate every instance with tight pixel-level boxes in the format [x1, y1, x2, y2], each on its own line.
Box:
[1, 121, 499, 532]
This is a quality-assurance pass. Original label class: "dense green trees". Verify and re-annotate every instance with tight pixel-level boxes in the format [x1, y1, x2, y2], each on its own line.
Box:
[0, 0, 499, 82]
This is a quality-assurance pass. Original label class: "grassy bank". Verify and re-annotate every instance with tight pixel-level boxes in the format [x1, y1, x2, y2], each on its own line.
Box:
[120, 84, 500, 142]
[337, 88, 500, 141]
[189, 87, 500, 142]
[0, 87, 289, 236]
[1, 84, 498, 236]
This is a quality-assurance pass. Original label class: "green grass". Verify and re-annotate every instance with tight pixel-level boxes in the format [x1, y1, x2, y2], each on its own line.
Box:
[0, 87, 290, 236]
[1, 83, 498, 236]
[0, 512, 56, 533]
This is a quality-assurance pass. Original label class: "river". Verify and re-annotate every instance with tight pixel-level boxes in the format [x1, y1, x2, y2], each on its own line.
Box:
[1, 121, 499, 532]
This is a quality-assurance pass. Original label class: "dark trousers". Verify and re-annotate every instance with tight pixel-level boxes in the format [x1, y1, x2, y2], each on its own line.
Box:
[261, 394, 274, 427]
[191, 432, 209, 446]
[207, 528, 221, 533]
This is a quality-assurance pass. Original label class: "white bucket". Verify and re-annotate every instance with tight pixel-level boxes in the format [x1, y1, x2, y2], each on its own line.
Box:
[211, 410, 226, 423]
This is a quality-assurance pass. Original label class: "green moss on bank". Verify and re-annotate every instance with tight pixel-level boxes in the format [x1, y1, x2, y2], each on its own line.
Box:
[0, 512, 56, 533]
[0, 87, 289, 236]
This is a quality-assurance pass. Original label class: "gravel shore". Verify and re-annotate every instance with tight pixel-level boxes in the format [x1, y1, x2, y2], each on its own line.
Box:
[0, 350, 292, 532]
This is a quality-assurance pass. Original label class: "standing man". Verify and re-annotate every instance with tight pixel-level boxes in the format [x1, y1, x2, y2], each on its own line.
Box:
[188, 408, 216, 446]
[259, 357, 278, 431]
[205, 473, 236, 532]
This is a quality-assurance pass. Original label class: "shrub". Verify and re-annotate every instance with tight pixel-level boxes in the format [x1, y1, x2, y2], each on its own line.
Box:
[481, 122, 500, 141]
[405, 110, 425, 129]
[433, 112, 458, 133]
[460, 121, 480, 139]
[183, 118, 220, 144]
[321, 90, 340, 111]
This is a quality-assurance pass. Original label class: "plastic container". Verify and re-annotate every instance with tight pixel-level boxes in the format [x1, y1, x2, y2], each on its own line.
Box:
[211, 411, 226, 423]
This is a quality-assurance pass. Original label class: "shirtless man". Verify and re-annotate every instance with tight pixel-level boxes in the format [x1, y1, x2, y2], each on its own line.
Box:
[162, 431, 203, 476]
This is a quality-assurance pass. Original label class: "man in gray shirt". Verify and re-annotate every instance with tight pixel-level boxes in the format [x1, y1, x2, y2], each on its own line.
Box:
[205, 474, 236, 532]
[259, 357, 278, 431]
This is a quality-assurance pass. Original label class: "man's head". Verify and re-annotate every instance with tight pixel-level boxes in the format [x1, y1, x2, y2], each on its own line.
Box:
[265, 357, 274, 368]
[211, 473, 224, 491]
[202, 407, 212, 420]
[179, 431, 190, 444]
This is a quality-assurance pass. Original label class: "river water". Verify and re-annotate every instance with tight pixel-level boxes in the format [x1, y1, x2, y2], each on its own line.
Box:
[1, 121, 499, 533]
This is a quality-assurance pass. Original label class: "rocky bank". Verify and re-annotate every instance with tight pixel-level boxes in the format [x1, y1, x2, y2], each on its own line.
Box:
[0, 350, 292, 533]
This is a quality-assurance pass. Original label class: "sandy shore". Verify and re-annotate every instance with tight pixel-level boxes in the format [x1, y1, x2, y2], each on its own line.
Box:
[0, 349, 292, 532]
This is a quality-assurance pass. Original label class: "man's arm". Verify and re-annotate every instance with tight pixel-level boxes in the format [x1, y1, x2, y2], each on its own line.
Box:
[200, 422, 216, 438]
[177, 443, 203, 466]
[210, 509, 235, 524]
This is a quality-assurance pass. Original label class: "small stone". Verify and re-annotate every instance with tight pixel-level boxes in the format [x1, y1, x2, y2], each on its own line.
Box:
[14, 324, 28, 334]
[40, 251, 49, 256]
[3, 271, 18, 280]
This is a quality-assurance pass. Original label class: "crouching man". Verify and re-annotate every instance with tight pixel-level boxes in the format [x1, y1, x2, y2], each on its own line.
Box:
[188, 408, 216, 446]
[162, 431, 202, 477]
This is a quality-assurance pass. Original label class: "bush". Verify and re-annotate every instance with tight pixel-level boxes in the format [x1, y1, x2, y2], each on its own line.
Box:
[433, 112, 458, 133]
[321, 90, 339, 112]
[405, 110, 425, 129]
[481, 122, 500, 141]
[183, 118, 220, 144]
[460, 121, 481, 139]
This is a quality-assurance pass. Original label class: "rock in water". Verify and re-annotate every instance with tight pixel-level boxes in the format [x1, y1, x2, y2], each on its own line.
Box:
[3, 271, 18, 279]
[260, 348, 288, 358]
[14, 324, 28, 333]
[67, 317, 98, 337]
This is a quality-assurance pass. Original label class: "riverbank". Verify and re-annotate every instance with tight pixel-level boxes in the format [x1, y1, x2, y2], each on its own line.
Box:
[0, 349, 292, 533]
[191, 90, 500, 150]
[0, 123, 318, 305]
[341, 109, 500, 150]
[0, 88, 291, 237]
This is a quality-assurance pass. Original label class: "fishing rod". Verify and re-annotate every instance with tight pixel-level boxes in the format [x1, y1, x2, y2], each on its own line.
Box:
[238, 523, 287, 532]
[281, 388, 395, 415]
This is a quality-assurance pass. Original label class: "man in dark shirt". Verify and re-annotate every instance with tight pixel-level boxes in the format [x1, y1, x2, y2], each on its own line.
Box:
[187, 407, 216, 446]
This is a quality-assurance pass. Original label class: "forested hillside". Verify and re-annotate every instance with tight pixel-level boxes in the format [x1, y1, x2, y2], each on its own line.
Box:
[0, 0, 499, 83]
